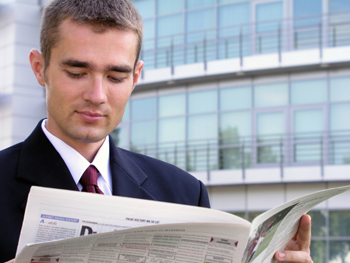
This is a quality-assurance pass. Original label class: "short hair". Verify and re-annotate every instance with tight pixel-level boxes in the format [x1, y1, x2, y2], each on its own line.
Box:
[40, 0, 143, 71]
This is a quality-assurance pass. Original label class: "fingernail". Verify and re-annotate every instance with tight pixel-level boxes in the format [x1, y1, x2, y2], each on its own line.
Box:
[278, 252, 286, 259]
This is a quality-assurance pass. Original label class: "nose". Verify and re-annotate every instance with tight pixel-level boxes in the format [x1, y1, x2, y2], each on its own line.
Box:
[83, 76, 107, 105]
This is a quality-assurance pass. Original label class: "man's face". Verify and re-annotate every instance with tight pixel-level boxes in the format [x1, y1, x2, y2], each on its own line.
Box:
[32, 19, 143, 146]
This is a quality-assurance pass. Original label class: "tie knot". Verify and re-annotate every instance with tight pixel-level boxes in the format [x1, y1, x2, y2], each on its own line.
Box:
[80, 165, 104, 194]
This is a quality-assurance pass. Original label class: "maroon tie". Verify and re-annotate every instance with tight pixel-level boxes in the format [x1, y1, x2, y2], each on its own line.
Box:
[80, 165, 104, 194]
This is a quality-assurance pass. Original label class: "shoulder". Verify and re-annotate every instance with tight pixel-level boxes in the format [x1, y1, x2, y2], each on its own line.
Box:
[0, 142, 22, 167]
[116, 148, 210, 208]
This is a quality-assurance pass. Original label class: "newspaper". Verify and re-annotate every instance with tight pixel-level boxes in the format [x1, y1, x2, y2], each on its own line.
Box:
[15, 185, 350, 263]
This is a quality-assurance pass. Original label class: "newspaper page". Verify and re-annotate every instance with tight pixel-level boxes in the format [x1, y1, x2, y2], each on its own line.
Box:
[241, 184, 350, 263]
[16, 223, 250, 263]
[17, 187, 251, 258]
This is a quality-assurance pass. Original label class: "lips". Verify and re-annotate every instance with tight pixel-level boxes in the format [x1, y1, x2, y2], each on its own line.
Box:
[77, 111, 105, 122]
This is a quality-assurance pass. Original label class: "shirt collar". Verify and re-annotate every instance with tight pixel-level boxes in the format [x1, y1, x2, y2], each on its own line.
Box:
[41, 119, 112, 191]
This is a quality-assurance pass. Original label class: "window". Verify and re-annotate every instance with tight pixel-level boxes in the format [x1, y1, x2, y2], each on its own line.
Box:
[131, 97, 156, 120]
[254, 82, 288, 108]
[158, 93, 186, 117]
[111, 127, 128, 149]
[330, 77, 350, 102]
[187, 0, 214, 9]
[255, 1, 283, 54]
[291, 79, 327, 105]
[188, 89, 217, 114]
[133, 0, 154, 19]
[130, 120, 156, 148]
[220, 86, 251, 111]
[157, 0, 183, 15]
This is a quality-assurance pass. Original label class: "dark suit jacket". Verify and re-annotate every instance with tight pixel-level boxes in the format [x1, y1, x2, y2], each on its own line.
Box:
[0, 121, 210, 262]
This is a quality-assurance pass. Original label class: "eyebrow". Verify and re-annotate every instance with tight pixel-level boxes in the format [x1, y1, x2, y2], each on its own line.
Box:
[60, 59, 133, 73]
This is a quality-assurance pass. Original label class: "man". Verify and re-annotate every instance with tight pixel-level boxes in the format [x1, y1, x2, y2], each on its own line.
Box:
[0, 1, 312, 263]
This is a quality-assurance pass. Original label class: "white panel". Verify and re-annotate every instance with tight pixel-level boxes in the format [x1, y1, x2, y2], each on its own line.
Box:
[282, 49, 320, 67]
[207, 58, 240, 75]
[0, 66, 14, 89]
[157, 86, 186, 96]
[0, 116, 13, 139]
[0, 24, 15, 48]
[323, 46, 350, 63]
[175, 63, 205, 79]
[139, 67, 172, 84]
[324, 165, 350, 181]
[208, 169, 243, 185]
[283, 166, 322, 182]
[244, 53, 279, 71]
[245, 167, 281, 183]
[15, 44, 38, 66]
[0, 138, 13, 151]
[247, 184, 284, 211]
[13, 85, 43, 97]
[327, 182, 350, 209]
[0, 44, 14, 68]
[209, 185, 246, 211]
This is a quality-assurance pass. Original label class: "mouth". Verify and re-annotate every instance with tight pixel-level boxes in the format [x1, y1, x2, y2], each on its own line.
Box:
[77, 111, 105, 123]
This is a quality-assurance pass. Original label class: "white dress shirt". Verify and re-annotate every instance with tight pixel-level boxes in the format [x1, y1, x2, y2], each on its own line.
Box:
[41, 119, 113, 195]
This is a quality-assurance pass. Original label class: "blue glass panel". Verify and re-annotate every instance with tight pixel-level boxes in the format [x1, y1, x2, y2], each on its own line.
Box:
[254, 82, 288, 108]
[331, 104, 350, 131]
[131, 97, 156, 120]
[218, 0, 246, 3]
[131, 120, 156, 145]
[256, 1, 283, 33]
[157, 0, 183, 15]
[293, 0, 322, 28]
[329, 0, 350, 12]
[188, 89, 217, 114]
[220, 111, 251, 138]
[291, 79, 327, 105]
[220, 86, 251, 110]
[121, 101, 129, 122]
[257, 111, 284, 137]
[157, 14, 183, 38]
[294, 109, 323, 134]
[111, 127, 128, 148]
[133, 0, 154, 19]
[186, 8, 215, 37]
[188, 114, 217, 141]
[159, 93, 186, 117]
[158, 117, 186, 143]
[330, 77, 350, 102]
[187, 0, 215, 9]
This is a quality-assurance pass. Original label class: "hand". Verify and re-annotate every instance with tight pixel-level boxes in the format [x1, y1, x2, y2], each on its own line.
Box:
[274, 214, 313, 263]
[5, 259, 15, 263]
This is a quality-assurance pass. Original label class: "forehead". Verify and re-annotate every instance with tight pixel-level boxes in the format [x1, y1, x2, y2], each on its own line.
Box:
[52, 19, 138, 66]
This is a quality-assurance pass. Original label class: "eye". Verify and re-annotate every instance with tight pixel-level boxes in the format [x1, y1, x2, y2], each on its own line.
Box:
[66, 71, 84, 79]
[108, 76, 124, 83]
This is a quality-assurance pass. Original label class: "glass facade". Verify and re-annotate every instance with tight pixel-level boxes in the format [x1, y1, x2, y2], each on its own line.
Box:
[133, 0, 350, 70]
[113, 74, 350, 170]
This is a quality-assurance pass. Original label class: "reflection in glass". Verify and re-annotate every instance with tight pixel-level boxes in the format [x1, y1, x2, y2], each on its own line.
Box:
[220, 86, 251, 111]
[217, 3, 250, 59]
[131, 97, 156, 120]
[330, 241, 350, 263]
[111, 127, 128, 149]
[157, 0, 183, 15]
[257, 112, 284, 163]
[254, 82, 288, 108]
[308, 210, 326, 237]
[294, 109, 323, 162]
[255, 1, 283, 53]
[291, 79, 327, 105]
[187, 114, 217, 171]
[188, 89, 217, 114]
[158, 117, 185, 143]
[331, 104, 350, 134]
[310, 241, 327, 263]
[158, 93, 186, 117]
[219, 111, 251, 169]
[133, 0, 154, 19]
[330, 77, 350, 102]
[187, 0, 214, 9]
[330, 211, 350, 237]
[130, 120, 156, 149]
[330, 142, 350, 164]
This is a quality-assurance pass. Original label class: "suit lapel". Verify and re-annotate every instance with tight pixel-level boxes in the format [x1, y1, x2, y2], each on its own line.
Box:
[17, 122, 78, 200]
[109, 137, 156, 201]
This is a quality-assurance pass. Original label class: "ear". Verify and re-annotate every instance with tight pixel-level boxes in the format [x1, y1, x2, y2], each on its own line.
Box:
[132, 60, 144, 89]
[29, 49, 46, 87]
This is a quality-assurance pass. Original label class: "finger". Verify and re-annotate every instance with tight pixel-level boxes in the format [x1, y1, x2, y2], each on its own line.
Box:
[275, 251, 313, 263]
[297, 214, 312, 251]
[5, 259, 15, 263]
